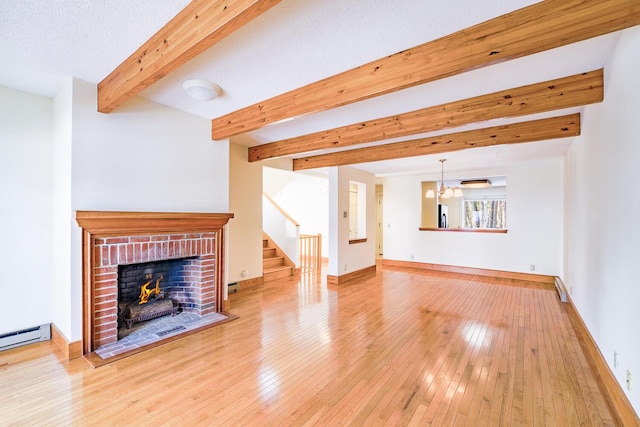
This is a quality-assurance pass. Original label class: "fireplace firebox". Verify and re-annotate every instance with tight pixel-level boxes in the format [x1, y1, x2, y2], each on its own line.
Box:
[117, 257, 204, 330]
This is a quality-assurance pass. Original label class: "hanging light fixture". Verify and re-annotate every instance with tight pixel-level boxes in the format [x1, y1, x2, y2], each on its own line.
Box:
[425, 159, 463, 199]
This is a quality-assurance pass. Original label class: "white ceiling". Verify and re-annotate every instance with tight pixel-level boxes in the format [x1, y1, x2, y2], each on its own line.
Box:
[0, 0, 622, 177]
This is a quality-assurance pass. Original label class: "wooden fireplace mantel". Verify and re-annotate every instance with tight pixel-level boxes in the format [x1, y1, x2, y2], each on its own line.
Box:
[75, 211, 234, 235]
[75, 210, 234, 355]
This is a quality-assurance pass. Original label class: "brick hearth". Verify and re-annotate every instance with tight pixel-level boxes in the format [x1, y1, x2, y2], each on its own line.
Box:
[93, 233, 217, 348]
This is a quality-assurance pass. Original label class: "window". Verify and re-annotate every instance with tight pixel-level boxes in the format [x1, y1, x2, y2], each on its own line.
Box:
[463, 199, 507, 229]
[461, 184, 507, 229]
[349, 181, 366, 240]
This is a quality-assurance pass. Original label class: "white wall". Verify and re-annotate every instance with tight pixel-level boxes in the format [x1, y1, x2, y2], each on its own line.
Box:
[383, 159, 563, 276]
[51, 78, 74, 338]
[57, 78, 230, 341]
[228, 141, 263, 283]
[328, 166, 376, 276]
[264, 167, 329, 257]
[564, 26, 640, 413]
[0, 87, 53, 335]
[70, 80, 229, 212]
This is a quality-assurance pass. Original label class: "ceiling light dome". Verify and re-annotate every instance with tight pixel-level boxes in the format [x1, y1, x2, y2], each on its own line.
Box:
[182, 79, 222, 101]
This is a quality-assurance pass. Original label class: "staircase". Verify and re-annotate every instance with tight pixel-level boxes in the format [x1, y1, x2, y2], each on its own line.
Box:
[263, 235, 296, 281]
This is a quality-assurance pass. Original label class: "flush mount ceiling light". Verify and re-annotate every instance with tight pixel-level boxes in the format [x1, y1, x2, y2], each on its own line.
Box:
[425, 159, 463, 199]
[182, 79, 222, 101]
[460, 179, 492, 189]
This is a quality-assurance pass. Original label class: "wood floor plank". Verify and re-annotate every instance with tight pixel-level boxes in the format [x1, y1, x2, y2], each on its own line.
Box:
[374, 277, 471, 424]
[442, 279, 502, 425]
[0, 266, 619, 425]
[463, 283, 510, 426]
[418, 280, 491, 425]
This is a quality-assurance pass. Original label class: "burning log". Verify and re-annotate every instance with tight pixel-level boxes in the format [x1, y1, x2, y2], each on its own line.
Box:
[122, 298, 178, 329]
[119, 272, 179, 328]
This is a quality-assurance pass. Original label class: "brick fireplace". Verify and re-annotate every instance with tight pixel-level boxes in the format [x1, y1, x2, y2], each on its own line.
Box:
[75, 211, 233, 355]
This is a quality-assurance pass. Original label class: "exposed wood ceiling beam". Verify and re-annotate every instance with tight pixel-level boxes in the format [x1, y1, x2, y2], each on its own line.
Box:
[292, 114, 580, 171]
[249, 70, 602, 161]
[212, 0, 639, 139]
[98, 0, 282, 113]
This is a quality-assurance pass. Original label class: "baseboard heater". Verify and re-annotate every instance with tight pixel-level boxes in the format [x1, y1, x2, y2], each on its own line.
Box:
[554, 277, 568, 303]
[0, 324, 51, 352]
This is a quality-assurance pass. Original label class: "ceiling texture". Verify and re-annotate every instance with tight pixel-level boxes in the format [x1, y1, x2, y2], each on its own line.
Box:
[2, 0, 638, 178]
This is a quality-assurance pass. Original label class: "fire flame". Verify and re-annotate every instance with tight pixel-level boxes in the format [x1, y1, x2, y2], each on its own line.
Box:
[138, 273, 163, 305]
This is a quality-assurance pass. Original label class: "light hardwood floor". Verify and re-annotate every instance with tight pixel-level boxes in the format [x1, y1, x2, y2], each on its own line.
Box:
[1, 265, 616, 426]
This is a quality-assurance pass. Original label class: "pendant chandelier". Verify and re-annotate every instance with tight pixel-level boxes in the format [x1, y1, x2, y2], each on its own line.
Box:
[425, 159, 463, 199]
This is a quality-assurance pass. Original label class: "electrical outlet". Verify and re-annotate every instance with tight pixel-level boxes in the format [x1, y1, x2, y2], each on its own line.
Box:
[627, 370, 632, 391]
[344, 264, 347, 271]
[614, 351, 618, 369]
[529, 264, 535, 271]
[410, 254, 414, 260]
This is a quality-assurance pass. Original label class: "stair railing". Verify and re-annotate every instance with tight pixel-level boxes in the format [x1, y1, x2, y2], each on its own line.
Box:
[299, 234, 322, 272]
[263, 193, 300, 268]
